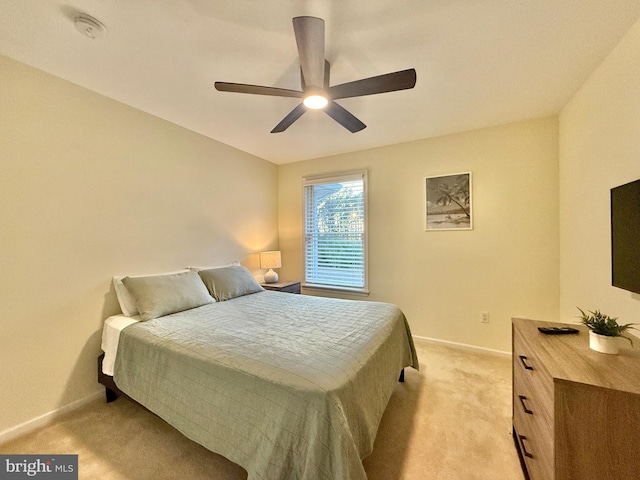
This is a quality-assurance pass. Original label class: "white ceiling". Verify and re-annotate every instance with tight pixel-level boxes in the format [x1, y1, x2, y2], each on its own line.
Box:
[2, 1, 640, 164]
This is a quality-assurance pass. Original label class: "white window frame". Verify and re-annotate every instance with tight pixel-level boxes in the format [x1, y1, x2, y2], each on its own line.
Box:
[302, 170, 369, 295]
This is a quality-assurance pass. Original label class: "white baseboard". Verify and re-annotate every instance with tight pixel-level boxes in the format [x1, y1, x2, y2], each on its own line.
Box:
[0, 390, 104, 446]
[413, 334, 511, 358]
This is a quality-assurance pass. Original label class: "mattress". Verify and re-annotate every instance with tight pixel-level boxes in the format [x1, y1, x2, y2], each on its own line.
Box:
[100, 314, 139, 376]
[109, 290, 418, 480]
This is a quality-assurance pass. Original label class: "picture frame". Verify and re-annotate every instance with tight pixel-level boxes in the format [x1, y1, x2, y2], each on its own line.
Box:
[425, 172, 473, 231]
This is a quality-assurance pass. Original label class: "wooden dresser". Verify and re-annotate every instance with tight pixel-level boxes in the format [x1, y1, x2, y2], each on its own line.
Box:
[512, 317, 640, 480]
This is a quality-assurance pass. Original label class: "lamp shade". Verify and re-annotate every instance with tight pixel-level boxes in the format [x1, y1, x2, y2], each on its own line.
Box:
[260, 251, 282, 269]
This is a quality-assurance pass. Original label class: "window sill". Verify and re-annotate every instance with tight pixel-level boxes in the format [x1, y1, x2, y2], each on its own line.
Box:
[302, 284, 370, 297]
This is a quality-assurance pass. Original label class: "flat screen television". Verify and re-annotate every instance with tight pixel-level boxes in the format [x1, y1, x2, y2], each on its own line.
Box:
[611, 178, 640, 294]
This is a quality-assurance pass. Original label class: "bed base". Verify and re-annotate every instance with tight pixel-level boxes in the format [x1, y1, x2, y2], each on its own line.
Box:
[98, 354, 404, 403]
[97, 354, 122, 402]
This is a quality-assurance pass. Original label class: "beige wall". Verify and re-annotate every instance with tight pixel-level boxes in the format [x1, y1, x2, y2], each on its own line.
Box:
[0, 55, 278, 435]
[278, 117, 560, 352]
[559, 18, 640, 334]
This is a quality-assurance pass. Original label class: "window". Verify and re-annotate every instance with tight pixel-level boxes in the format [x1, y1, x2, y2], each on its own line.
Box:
[303, 171, 368, 293]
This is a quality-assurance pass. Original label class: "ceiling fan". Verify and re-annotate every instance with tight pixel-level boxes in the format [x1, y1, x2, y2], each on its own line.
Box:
[214, 16, 417, 133]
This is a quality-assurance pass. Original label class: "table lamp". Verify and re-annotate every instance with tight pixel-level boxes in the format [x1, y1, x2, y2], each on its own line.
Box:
[260, 250, 281, 283]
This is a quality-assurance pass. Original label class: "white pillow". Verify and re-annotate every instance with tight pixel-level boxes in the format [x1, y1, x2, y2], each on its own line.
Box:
[113, 269, 190, 317]
[187, 260, 240, 273]
[122, 270, 215, 321]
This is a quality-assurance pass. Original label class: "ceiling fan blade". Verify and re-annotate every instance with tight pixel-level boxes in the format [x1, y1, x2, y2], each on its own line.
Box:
[271, 103, 307, 133]
[293, 16, 325, 88]
[324, 60, 330, 89]
[215, 82, 302, 98]
[324, 101, 366, 133]
[329, 68, 417, 99]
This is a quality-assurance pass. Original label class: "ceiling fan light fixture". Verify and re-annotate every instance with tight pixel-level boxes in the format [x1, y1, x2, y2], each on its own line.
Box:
[303, 94, 328, 109]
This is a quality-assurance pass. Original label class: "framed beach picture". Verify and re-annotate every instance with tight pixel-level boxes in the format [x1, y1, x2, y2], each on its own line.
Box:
[425, 172, 473, 231]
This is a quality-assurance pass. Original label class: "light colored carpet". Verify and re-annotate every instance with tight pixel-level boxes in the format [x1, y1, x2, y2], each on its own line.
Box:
[1, 340, 524, 479]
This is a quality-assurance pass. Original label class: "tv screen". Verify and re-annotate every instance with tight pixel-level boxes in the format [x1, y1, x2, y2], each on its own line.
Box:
[611, 178, 640, 294]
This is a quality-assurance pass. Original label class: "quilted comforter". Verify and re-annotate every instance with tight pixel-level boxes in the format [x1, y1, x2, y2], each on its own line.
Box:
[114, 290, 418, 480]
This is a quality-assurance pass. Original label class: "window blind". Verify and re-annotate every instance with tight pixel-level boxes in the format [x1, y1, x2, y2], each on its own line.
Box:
[303, 172, 367, 290]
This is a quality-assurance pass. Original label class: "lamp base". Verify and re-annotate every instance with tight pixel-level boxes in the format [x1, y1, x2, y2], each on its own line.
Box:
[264, 269, 279, 283]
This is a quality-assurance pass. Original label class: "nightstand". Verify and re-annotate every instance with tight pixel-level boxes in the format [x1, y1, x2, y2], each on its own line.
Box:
[260, 281, 301, 294]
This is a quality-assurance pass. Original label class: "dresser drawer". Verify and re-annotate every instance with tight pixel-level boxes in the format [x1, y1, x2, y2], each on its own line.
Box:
[513, 370, 552, 432]
[514, 406, 554, 480]
[513, 325, 554, 410]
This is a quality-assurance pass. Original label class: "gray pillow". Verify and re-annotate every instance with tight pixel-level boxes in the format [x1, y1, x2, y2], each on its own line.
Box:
[198, 265, 264, 302]
[122, 270, 214, 321]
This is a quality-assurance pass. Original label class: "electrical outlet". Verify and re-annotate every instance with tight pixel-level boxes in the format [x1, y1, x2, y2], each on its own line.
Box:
[481, 311, 490, 323]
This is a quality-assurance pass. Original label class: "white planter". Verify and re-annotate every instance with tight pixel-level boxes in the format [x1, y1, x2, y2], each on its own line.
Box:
[589, 331, 620, 354]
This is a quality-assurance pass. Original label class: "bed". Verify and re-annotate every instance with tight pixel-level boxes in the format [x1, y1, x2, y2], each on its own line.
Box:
[98, 266, 418, 480]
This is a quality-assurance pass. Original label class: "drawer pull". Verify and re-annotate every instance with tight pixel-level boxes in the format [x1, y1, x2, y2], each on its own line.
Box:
[518, 395, 533, 414]
[518, 435, 534, 458]
[519, 355, 534, 370]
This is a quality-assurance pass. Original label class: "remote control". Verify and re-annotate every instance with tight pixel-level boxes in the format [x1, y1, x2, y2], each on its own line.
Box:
[537, 326, 579, 335]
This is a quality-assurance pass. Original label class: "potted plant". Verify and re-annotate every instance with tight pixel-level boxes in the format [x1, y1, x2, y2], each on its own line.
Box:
[577, 307, 636, 354]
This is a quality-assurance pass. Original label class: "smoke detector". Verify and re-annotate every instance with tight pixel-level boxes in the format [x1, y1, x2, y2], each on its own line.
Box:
[74, 13, 106, 39]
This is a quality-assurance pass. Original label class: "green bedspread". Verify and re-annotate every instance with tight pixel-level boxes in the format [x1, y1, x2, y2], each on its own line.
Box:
[114, 290, 418, 480]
